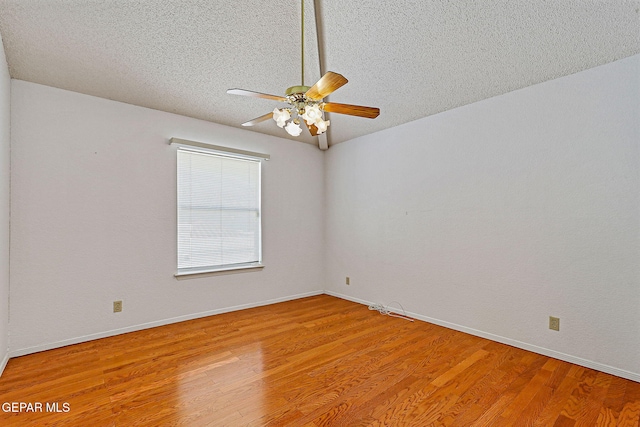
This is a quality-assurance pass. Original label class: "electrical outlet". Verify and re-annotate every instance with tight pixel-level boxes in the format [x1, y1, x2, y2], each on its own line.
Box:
[113, 300, 123, 313]
[549, 316, 560, 331]
[346, 277, 350, 285]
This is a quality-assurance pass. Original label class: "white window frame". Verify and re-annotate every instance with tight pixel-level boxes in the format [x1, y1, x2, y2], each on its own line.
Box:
[170, 138, 268, 277]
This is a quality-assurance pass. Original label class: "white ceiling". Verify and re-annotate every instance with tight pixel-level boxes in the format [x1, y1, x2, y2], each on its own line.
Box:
[0, 1, 638, 148]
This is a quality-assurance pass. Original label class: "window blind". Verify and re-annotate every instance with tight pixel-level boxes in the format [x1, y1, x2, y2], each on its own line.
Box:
[177, 147, 261, 273]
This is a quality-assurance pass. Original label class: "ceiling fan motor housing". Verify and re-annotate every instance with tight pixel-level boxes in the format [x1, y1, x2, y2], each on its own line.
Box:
[286, 86, 315, 114]
[285, 85, 311, 96]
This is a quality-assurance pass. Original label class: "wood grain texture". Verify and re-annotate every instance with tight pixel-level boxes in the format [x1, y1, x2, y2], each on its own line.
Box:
[305, 71, 348, 100]
[0, 295, 638, 426]
[321, 102, 380, 118]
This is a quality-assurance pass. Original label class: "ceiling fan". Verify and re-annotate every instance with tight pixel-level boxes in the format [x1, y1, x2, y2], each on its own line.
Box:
[227, 1, 379, 138]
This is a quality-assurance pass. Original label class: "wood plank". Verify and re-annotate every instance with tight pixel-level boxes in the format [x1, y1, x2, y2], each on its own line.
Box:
[618, 401, 640, 427]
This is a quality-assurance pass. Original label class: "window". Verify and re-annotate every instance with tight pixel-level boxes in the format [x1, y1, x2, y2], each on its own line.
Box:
[175, 143, 264, 275]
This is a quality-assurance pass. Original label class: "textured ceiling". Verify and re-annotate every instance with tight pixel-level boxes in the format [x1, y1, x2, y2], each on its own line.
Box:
[0, 1, 638, 148]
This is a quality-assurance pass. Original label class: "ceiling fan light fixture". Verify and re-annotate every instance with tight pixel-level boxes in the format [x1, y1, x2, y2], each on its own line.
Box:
[301, 104, 322, 125]
[284, 120, 303, 136]
[272, 107, 290, 128]
[316, 119, 330, 134]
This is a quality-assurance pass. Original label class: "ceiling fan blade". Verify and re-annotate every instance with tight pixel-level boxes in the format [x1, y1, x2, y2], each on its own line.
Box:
[227, 89, 287, 102]
[305, 71, 348, 100]
[241, 112, 274, 127]
[321, 102, 380, 119]
[305, 122, 319, 136]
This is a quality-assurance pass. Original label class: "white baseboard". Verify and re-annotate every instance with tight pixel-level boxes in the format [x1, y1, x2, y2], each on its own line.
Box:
[325, 291, 640, 383]
[9, 290, 324, 358]
[0, 351, 8, 377]
[6, 289, 639, 383]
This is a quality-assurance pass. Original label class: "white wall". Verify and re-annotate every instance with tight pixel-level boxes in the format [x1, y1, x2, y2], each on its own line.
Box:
[325, 55, 640, 380]
[9, 81, 325, 354]
[6, 55, 640, 382]
[0, 34, 10, 374]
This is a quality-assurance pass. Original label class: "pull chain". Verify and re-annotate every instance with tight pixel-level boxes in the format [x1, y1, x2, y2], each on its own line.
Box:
[301, 0, 304, 86]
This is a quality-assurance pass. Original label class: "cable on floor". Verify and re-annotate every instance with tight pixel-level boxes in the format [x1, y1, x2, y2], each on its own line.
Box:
[368, 301, 414, 322]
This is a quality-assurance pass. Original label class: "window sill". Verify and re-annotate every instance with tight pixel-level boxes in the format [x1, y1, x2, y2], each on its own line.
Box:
[174, 264, 265, 279]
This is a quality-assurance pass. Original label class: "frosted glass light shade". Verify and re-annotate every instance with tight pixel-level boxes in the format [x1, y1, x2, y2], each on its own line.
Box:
[316, 119, 330, 134]
[284, 121, 302, 136]
[301, 104, 322, 125]
[272, 108, 290, 128]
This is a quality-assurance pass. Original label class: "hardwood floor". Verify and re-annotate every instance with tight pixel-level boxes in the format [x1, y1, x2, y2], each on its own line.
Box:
[0, 294, 638, 426]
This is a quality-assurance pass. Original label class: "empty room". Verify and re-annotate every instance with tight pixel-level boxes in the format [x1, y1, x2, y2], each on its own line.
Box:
[0, 1, 639, 425]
